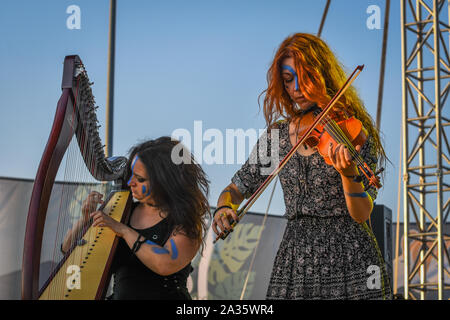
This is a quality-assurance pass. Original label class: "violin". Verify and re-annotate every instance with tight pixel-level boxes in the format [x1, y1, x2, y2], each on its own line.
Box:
[295, 106, 383, 189]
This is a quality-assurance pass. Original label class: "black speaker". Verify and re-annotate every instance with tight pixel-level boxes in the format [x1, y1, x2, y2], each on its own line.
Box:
[371, 204, 393, 288]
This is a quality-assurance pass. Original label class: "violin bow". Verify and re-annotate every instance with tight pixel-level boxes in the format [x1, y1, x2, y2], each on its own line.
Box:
[214, 64, 365, 243]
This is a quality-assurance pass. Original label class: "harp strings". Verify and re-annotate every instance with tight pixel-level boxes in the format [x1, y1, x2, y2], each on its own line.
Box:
[47, 78, 107, 299]
[47, 84, 78, 298]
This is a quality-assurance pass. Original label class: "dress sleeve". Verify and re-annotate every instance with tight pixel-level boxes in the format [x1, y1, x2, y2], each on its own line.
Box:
[358, 135, 380, 201]
[231, 126, 278, 199]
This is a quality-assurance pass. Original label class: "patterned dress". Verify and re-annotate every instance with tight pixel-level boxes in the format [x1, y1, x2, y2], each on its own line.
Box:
[231, 120, 392, 300]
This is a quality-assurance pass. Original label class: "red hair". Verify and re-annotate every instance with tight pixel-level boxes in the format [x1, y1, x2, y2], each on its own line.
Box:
[260, 33, 386, 165]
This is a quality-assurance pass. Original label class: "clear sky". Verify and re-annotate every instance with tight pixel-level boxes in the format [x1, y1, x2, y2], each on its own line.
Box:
[0, 0, 410, 220]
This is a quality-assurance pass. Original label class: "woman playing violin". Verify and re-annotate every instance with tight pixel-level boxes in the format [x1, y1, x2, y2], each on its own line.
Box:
[212, 33, 392, 299]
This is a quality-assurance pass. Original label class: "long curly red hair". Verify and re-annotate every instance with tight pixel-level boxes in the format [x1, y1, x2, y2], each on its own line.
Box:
[260, 33, 386, 165]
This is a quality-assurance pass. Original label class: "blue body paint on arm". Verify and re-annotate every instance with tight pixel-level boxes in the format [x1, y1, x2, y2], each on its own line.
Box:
[345, 191, 369, 198]
[169, 239, 178, 259]
[145, 238, 178, 260]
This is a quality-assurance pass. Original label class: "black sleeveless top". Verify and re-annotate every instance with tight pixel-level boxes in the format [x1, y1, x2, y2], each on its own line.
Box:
[110, 202, 193, 300]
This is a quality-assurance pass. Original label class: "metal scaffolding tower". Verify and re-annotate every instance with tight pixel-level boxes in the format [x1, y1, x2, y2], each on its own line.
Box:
[400, 0, 450, 300]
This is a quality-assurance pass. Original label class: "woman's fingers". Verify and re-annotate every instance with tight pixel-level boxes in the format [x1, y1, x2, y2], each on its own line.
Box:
[229, 208, 240, 223]
[82, 192, 104, 217]
[212, 208, 237, 235]
[338, 144, 349, 168]
[329, 143, 359, 171]
[327, 143, 364, 177]
[343, 146, 352, 165]
[212, 211, 223, 235]
[332, 144, 345, 169]
[89, 210, 124, 237]
[328, 142, 336, 166]
[211, 221, 219, 235]
[220, 208, 235, 231]
[90, 211, 105, 227]
[89, 191, 104, 204]
[214, 211, 228, 234]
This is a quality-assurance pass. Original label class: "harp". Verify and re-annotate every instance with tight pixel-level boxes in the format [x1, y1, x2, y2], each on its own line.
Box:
[22, 55, 132, 300]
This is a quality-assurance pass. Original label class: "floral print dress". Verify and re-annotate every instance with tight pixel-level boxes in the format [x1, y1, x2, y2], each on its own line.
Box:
[231, 120, 392, 300]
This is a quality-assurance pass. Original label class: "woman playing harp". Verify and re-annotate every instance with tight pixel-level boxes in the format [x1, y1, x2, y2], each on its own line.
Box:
[22, 56, 210, 300]
[22, 55, 132, 300]
[62, 137, 210, 299]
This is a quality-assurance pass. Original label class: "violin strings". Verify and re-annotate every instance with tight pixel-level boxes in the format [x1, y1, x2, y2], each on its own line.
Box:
[310, 109, 363, 167]
[326, 120, 366, 171]
[325, 119, 361, 164]
[320, 116, 354, 154]
[308, 104, 376, 185]
[319, 115, 367, 171]
[325, 117, 362, 164]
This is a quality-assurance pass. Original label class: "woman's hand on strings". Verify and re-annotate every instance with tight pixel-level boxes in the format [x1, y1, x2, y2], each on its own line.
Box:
[91, 210, 127, 238]
[61, 192, 104, 254]
[212, 207, 239, 236]
[81, 191, 104, 221]
[328, 142, 361, 177]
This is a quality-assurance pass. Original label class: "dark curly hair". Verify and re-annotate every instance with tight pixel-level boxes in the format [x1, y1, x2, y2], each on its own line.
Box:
[125, 136, 211, 252]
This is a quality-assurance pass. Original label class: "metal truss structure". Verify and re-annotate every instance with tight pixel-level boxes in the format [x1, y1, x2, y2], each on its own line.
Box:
[400, 0, 450, 300]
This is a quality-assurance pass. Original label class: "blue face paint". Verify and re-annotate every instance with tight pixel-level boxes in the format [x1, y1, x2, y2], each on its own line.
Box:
[142, 185, 151, 197]
[128, 155, 152, 197]
[127, 156, 139, 186]
[145, 238, 178, 260]
[281, 65, 299, 91]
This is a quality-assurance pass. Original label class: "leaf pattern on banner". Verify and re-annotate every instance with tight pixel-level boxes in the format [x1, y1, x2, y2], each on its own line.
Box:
[188, 254, 202, 298]
[213, 271, 256, 300]
[208, 258, 229, 286]
[219, 222, 264, 273]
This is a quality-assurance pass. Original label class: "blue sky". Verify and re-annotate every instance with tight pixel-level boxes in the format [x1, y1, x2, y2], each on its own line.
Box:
[0, 0, 409, 219]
